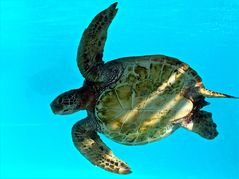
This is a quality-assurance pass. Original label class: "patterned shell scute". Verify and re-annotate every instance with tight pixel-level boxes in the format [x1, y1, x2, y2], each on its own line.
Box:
[95, 56, 199, 145]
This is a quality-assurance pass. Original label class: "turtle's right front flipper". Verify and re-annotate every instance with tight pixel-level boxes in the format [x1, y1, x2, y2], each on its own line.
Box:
[72, 118, 131, 174]
[77, 3, 119, 82]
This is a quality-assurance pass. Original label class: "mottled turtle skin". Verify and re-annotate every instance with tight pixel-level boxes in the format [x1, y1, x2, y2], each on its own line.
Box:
[50, 2, 236, 175]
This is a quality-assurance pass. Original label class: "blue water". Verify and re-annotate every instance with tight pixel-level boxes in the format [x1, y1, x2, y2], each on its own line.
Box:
[1, 0, 239, 178]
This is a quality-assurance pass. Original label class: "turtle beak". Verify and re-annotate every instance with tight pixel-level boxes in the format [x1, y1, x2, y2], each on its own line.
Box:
[50, 101, 63, 114]
[50, 101, 56, 114]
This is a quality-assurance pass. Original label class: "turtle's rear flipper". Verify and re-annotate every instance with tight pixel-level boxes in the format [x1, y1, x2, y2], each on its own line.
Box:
[181, 110, 218, 139]
[72, 118, 131, 174]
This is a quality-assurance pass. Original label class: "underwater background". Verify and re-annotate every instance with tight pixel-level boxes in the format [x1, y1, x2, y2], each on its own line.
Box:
[0, 0, 239, 178]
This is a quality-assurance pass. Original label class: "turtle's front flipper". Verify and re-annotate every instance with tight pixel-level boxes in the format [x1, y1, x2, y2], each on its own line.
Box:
[72, 118, 131, 174]
[77, 3, 119, 82]
[181, 110, 218, 139]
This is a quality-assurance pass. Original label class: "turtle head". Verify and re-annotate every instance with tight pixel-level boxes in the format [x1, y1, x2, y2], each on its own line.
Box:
[51, 89, 84, 115]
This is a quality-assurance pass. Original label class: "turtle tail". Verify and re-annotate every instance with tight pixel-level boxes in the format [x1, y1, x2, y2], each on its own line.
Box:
[198, 87, 238, 98]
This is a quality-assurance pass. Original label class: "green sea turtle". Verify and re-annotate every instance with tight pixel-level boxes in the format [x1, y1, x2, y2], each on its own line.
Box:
[50, 2, 236, 174]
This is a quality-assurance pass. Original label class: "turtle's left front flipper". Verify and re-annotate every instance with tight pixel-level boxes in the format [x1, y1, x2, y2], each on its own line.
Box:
[181, 110, 218, 139]
[77, 3, 119, 82]
[72, 118, 131, 174]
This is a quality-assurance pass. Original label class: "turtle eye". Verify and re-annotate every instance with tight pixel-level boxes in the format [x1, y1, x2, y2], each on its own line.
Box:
[63, 101, 69, 105]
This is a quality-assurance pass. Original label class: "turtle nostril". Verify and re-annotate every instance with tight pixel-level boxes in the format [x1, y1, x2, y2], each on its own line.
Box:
[58, 98, 63, 104]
